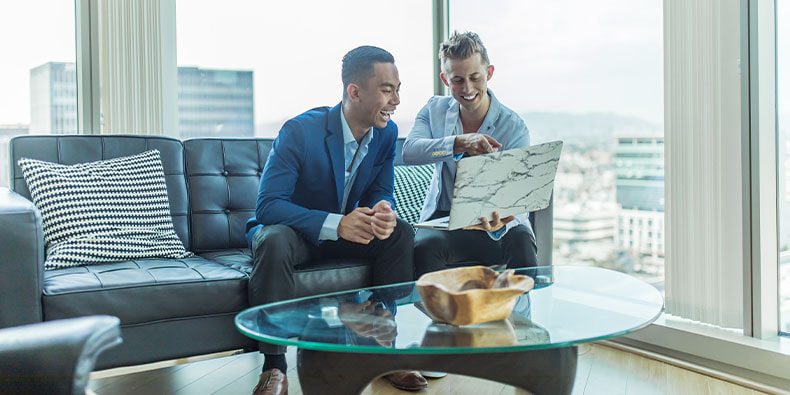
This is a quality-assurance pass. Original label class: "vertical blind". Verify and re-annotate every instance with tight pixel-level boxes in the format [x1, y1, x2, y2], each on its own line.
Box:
[97, 0, 177, 135]
[664, 0, 743, 329]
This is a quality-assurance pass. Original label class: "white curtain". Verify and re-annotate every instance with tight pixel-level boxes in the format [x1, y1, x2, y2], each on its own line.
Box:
[664, 0, 743, 328]
[98, 0, 177, 135]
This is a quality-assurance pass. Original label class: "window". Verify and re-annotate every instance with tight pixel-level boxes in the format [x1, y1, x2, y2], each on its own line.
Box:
[450, 0, 664, 286]
[0, 1, 77, 187]
[777, 0, 790, 335]
[176, 0, 434, 139]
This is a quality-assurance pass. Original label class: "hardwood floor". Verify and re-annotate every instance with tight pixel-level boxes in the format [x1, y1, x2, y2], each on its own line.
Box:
[88, 343, 779, 395]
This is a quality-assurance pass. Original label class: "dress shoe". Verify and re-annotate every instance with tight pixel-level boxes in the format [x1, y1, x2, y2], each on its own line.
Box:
[253, 368, 288, 395]
[420, 370, 448, 378]
[384, 370, 428, 391]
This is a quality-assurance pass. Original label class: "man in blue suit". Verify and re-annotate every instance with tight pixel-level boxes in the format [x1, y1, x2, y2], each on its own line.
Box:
[245, 46, 421, 394]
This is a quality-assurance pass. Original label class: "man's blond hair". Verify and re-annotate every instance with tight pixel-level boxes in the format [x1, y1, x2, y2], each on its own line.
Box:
[439, 31, 490, 71]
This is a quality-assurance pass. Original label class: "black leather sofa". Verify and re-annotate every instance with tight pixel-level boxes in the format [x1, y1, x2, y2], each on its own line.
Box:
[0, 135, 553, 370]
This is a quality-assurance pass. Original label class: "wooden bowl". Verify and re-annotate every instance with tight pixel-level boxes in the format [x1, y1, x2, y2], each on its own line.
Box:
[416, 266, 535, 326]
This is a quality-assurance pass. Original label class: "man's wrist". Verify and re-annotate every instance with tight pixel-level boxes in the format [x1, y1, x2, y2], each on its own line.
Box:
[453, 136, 464, 155]
[319, 213, 342, 241]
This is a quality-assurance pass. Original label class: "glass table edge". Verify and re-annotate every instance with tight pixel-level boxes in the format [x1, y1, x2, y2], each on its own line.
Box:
[234, 305, 666, 355]
[235, 265, 563, 314]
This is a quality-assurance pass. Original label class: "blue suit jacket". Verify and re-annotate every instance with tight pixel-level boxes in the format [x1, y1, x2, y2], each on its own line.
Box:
[246, 103, 398, 246]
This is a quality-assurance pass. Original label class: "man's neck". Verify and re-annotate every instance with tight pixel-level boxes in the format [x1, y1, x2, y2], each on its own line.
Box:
[459, 92, 491, 133]
[342, 102, 370, 143]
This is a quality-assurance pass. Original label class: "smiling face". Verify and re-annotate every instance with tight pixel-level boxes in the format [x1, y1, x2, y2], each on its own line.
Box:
[348, 62, 401, 130]
[440, 53, 494, 115]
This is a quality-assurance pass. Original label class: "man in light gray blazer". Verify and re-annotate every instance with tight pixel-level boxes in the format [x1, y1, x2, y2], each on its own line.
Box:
[402, 31, 538, 276]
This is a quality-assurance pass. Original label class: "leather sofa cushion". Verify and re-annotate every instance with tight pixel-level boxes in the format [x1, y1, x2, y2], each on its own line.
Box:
[42, 257, 247, 325]
[184, 139, 272, 253]
[200, 249, 373, 298]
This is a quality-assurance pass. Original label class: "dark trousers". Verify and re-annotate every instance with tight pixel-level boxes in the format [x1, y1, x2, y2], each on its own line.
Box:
[249, 218, 414, 354]
[414, 211, 538, 277]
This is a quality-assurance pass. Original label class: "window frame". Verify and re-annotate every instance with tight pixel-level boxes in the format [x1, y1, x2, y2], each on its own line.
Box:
[619, 0, 787, 385]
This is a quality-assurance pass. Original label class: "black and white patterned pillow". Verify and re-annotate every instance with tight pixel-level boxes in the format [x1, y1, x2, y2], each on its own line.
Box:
[393, 164, 434, 224]
[18, 150, 193, 270]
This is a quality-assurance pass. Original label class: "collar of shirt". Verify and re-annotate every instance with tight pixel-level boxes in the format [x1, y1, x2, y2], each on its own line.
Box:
[340, 106, 373, 148]
[447, 88, 503, 136]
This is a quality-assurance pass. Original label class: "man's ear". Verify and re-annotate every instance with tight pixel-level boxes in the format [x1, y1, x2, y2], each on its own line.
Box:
[439, 73, 450, 87]
[486, 65, 495, 81]
[347, 83, 361, 102]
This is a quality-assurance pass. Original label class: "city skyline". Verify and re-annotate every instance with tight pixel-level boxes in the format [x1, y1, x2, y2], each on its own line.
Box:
[28, 61, 256, 138]
[1, 0, 673, 127]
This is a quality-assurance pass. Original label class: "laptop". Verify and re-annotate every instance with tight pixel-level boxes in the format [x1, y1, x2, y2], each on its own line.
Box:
[414, 140, 563, 231]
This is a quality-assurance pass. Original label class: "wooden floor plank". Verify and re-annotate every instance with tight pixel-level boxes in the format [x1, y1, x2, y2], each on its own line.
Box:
[572, 343, 594, 395]
[89, 362, 191, 394]
[707, 376, 762, 395]
[212, 359, 266, 395]
[114, 354, 243, 395]
[582, 344, 629, 395]
[426, 374, 505, 395]
[666, 364, 709, 394]
[172, 353, 264, 395]
[102, 359, 229, 395]
[624, 352, 666, 395]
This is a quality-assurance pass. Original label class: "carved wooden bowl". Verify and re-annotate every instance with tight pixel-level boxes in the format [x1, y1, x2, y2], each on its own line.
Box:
[416, 266, 535, 326]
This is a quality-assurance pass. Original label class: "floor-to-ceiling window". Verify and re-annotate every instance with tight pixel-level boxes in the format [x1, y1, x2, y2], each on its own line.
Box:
[449, 0, 665, 289]
[175, 0, 434, 139]
[0, 1, 77, 186]
[777, 0, 789, 336]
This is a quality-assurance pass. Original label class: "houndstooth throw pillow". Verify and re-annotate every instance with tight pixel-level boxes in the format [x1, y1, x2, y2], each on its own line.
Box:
[393, 164, 434, 225]
[18, 150, 193, 270]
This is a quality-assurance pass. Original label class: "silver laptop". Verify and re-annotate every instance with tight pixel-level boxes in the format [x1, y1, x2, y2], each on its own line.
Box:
[414, 140, 563, 231]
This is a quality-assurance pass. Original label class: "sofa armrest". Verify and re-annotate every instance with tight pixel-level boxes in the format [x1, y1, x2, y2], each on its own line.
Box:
[0, 188, 45, 328]
[531, 193, 553, 267]
[0, 315, 122, 395]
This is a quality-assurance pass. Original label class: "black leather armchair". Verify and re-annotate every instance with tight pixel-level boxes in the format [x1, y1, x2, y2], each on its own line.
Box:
[0, 315, 121, 395]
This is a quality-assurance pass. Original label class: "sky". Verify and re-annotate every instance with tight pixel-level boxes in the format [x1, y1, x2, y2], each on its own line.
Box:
[0, 1, 76, 126]
[0, 0, 785, 129]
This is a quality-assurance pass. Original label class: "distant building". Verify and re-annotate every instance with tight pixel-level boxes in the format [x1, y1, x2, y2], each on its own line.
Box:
[554, 202, 616, 243]
[30, 63, 77, 134]
[29, 63, 254, 139]
[177, 67, 254, 138]
[613, 137, 665, 262]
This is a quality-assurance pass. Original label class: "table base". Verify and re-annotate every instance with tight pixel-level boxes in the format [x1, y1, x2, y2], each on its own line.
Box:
[297, 346, 577, 395]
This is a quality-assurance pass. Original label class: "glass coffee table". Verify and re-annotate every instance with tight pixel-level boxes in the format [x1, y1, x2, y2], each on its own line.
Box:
[236, 266, 663, 394]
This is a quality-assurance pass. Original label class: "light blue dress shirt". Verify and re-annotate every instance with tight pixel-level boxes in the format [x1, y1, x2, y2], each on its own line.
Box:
[402, 89, 532, 240]
[318, 107, 373, 241]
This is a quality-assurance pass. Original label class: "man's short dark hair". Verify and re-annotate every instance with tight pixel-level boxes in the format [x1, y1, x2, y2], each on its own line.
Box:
[342, 46, 395, 97]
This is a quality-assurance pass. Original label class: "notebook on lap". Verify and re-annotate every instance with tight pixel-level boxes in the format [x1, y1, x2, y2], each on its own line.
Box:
[414, 140, 563, 231]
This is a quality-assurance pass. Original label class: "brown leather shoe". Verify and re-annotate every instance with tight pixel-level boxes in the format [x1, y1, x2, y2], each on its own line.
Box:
[253, 368, 288, 395]
[384, 370, 428, 391]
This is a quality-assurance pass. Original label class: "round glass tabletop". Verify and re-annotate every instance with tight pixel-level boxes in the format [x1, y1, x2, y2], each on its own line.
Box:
[235, 265, 664, 354]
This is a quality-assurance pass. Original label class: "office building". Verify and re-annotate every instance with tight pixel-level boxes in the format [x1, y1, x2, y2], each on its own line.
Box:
[29, 63, 254, 139]
[177, 67, 254, 138]
[613, 137, 665, 264]
[29, 62, 77, 134]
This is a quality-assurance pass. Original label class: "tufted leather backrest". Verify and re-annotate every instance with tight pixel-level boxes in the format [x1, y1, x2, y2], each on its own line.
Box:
[9, 135, 191, 250]
[183, 139, 272, 253]
[8, 136, 552, 265]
